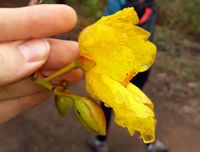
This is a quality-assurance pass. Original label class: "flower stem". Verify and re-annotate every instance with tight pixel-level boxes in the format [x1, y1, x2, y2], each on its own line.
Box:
[54, 88, 78, 100]
[34, 79, 53, 90]
[44, 61, 79, 82]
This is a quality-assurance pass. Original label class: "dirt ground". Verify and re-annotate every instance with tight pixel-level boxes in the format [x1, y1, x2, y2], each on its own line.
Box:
[0, 73, 200, 152]
[0, 1, 200, 152]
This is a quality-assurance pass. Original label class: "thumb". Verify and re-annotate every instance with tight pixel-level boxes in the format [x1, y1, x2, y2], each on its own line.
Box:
[0, 39, 50, 86]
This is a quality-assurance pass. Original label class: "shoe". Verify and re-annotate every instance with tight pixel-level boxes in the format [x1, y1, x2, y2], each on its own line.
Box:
[87, 136, 110, 152]
[147, 140, 168, 152]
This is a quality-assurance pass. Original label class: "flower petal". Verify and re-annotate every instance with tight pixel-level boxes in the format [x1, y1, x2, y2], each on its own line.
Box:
[86, 71, 156, 143]
[126, 82, 154, 110]
[99, 7, 139, 25]
[79, 8, 157, 83]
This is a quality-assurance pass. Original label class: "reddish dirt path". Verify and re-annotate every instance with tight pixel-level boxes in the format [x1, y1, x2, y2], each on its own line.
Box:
[0, 77, 200, 152]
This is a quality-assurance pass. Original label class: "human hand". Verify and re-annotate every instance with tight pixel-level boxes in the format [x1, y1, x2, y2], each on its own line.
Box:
[0, 4, 83, 123]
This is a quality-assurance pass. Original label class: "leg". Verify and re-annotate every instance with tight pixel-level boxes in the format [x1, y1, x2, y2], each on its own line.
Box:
[130, 69, 151, 89]
[138, 13, 168, 152]
[97, 103, 112, 142]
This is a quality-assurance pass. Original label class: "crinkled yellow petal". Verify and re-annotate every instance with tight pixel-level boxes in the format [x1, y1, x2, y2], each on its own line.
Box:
[126, 83, 154, 110]
[99, 7, 139, 25]
[85, 71, 156, 143]
[79, 8, 157, 84]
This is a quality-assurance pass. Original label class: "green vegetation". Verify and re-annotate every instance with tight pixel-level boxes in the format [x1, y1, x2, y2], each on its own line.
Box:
[156, 0, 200, 39]
[43, 0, 200, 40]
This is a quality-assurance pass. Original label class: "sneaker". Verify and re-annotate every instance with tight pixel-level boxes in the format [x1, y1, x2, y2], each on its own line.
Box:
[87, 136, 110, 152]
[147, 140, 168, 152]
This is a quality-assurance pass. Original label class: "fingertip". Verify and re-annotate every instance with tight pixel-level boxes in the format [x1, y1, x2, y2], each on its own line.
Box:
[63, 5, 77, 30]
[0, 4, 78, 41]
[18, 39, 50, 62]
[50, 4, 77, 32]
[0, 40, 50, 86]
[43, 39, 79, 70]
[42, 4, 77, 33]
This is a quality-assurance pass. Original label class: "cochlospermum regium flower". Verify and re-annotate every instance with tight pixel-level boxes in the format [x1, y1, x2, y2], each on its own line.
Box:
[78, 8, 157, 143]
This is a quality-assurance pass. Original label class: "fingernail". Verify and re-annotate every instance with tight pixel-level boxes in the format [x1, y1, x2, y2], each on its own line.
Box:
[19, 39, 50, 62]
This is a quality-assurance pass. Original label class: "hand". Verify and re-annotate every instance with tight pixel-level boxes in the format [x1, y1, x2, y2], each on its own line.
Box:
[0, 4, 83, 123]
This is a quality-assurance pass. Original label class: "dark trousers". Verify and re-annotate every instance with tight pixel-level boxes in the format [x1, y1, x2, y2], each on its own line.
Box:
[97, 12, 156, 142]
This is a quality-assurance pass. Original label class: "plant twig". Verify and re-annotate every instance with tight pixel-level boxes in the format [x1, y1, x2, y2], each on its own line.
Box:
[44, 61, 79, 82]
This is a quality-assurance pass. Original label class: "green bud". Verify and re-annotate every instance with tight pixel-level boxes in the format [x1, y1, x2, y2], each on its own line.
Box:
[55, 95, 73, 117]
[74, 96, 106, 136]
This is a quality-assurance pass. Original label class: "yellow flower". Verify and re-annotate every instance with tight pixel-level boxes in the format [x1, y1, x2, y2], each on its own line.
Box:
[78, 8, 156, 143]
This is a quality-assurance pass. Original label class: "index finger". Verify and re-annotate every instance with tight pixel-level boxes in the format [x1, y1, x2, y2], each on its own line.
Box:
[0, 4, 77, 41]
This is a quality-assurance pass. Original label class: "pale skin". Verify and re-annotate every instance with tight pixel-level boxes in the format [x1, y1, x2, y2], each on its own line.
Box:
[0, 4, 83, 123]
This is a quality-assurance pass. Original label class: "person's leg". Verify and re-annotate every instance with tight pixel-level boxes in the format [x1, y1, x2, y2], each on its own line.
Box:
[130, 69, 150, 89]
[138, 12, 168, 152]
[97, 103, 112, 142]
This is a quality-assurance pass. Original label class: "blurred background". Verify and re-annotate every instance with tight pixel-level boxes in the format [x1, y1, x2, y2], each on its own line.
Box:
[0, 0, 199, 152]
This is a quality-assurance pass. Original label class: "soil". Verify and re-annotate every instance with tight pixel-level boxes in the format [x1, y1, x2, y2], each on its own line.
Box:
[0, 1, 200, 152]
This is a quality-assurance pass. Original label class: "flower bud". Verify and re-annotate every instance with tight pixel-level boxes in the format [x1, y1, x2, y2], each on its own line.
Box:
[74, 96, 106, 136]
[55, 95, 73, 117]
